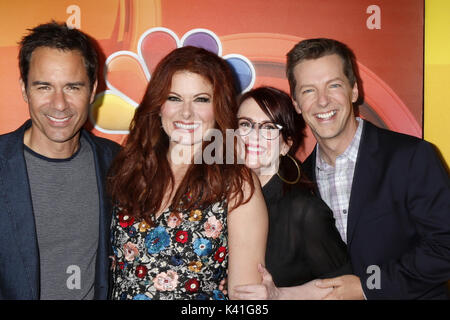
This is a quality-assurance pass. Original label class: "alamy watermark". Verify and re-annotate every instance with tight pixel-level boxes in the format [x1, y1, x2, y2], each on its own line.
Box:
[168, 126, 281, 176]
[66, 265, 81, 290]
[366, 265, 381, 290]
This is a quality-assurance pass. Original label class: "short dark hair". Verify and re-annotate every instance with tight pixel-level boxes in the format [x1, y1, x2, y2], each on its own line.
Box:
[239, 86, 305, 158]
[238, 86, 313, 190]
[19, 21, 98, 89]
[286, 38, 357, 100]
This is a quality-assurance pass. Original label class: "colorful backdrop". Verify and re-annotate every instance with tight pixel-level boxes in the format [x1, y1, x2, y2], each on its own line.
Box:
[0, 0, 443, 165]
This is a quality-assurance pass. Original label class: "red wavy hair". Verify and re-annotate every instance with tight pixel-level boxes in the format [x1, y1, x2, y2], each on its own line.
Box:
[108, 46, 254, 225]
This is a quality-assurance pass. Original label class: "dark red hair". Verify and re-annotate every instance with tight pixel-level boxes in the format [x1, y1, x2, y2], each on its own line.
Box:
[108, 46, 254, 225]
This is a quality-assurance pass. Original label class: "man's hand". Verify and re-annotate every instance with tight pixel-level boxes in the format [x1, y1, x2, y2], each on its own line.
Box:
[315, 275, 365, 300]
[232, 264, 333, 300]
[233, 264, 280, 300]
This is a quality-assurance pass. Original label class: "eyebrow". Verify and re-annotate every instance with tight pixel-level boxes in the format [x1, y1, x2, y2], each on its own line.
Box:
[299, 77, 345, 88]
[30, 81, 87, 87]
[67, 82, 87, 86]
[238, 117, 276, 124]
[30, 81, 51, 86]
[168, 92, 212, 97]
[326, 77, 345, 83]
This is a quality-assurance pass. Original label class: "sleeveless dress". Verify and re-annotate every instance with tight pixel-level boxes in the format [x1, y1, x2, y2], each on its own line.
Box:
[110, 198, 228, 300]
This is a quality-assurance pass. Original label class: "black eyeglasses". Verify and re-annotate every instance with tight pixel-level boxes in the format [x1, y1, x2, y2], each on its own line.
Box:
[237, 117, 283, 140]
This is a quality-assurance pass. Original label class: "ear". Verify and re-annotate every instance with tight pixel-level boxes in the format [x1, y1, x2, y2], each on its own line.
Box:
[351, 82, 358, 103]
[20, 79, 28, 104]
[292, 99, 302, 114]
[89, 79, 98, 104]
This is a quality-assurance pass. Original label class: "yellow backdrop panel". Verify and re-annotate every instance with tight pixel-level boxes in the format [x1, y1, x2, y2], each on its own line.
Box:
[425, 0, 450, 167]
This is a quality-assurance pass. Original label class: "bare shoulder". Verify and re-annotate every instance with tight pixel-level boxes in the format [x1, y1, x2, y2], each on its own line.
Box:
[228, 170, 265, 215]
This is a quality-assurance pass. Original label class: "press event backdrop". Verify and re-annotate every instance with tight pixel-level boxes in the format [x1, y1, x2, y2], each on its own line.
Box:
[0, 0, 446, 166]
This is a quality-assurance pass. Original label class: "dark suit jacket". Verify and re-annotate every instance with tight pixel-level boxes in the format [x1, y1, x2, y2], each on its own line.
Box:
[303, 120, 450, 299]
[0, 120, 120, 299]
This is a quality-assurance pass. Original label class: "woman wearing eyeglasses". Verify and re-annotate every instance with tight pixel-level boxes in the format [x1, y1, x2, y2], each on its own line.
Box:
[233, 86, 351, 299]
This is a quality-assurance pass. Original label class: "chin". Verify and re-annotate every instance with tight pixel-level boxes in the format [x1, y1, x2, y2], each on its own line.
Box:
[313, 127, 340, 140]
[245, 157, 263, 170]
[45, 131, 78, 144]
[178, 138, 204, 146]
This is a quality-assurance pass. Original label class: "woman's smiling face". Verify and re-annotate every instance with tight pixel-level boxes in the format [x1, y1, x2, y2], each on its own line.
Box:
[161, 70, 215, 149]
[237, 97, 289, 174]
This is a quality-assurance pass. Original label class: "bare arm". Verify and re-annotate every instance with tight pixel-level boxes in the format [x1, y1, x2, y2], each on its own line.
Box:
[234, 264, 333, 300]
[227, 172, 268, 300]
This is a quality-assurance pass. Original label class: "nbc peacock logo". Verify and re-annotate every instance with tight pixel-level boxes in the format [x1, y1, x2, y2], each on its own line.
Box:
[89, 27, 256, 135]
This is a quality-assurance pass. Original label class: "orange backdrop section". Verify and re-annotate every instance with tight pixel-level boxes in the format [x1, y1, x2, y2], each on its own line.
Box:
[0, 0, 423, 161]
[161, 0, 423, 126]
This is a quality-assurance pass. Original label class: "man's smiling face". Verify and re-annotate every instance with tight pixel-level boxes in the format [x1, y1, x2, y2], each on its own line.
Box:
[292, 54, 358, 147]
[21, 46, 96, 152]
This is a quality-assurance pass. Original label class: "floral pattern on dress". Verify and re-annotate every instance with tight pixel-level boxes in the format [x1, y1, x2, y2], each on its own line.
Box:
[111, 199, 228, 300]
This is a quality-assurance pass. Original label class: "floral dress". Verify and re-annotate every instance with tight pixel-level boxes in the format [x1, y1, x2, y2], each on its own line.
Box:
[110, 199, 228, 300]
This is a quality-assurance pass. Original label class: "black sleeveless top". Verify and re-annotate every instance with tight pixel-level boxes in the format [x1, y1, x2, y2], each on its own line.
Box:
[263, 175, 351, 287]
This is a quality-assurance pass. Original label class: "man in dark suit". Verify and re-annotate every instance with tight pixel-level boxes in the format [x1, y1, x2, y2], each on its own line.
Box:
[0, 22, 120, 299]
[286, 38, 450, 299]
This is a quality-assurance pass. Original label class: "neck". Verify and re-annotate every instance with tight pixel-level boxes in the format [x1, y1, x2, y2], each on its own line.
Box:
[316, 117, 358, 167]
[169, 159, 190, 177]
[168, 142, 202, 166]
[255, 163, 278, 187]
[24, 128, 81, 159]
[257, 173, 274, 187]
[160, 157, 191, 216]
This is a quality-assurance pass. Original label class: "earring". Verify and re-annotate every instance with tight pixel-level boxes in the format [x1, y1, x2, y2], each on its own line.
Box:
[276, 153, 301, 185]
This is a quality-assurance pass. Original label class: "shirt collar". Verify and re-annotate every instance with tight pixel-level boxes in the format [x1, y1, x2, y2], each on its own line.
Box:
[316, 117, 364, 170]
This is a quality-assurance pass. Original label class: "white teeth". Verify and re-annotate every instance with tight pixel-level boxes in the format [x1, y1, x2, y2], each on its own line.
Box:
[174, 122, 200, 130]
[247, 146, 263, 152]
[316, 110, 336, 119]
[47, 115, 70, 122]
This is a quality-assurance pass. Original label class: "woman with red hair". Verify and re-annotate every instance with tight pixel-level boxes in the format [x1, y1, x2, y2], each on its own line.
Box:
[108, 46, 268, 300]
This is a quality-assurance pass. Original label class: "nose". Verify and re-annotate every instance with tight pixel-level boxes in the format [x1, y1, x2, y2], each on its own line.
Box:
[248, 125, 261, 142]
[51, 88, 69, 111]
[181, 100, 193, 119]
[317, 89, 330, 108]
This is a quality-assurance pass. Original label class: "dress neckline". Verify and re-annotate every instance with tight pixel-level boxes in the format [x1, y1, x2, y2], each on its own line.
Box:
[262, 174, 284, 202]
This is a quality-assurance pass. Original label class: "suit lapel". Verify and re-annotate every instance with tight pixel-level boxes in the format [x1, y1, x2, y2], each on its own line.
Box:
[303, 122, 381, 248]
[0, 121, 40, 298]
[346, 122, 380, 247]
[82, 131, 112, 299]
